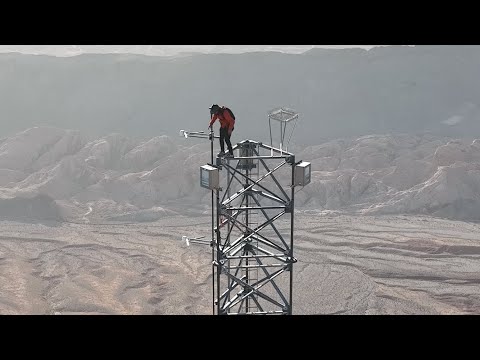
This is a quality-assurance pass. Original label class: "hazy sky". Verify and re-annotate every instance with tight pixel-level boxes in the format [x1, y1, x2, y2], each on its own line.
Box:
[0, 45, 393, 57]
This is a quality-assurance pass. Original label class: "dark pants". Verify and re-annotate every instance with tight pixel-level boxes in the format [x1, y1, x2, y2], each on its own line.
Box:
[220, 127, 233, 155]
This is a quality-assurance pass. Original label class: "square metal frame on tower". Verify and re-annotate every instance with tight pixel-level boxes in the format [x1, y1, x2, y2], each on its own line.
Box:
[268, 107, 299, 154]
[268, 107, 299, 123]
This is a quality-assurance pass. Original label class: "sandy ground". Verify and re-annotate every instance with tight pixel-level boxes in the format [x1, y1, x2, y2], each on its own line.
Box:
[1, 213, 479, 315]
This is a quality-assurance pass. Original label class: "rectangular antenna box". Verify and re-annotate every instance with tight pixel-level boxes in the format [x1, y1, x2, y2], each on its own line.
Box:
[200, 164, 219, 190]
[295, 161, 311, 186]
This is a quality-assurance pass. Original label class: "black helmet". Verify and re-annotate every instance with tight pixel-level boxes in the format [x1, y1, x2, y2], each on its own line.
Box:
[209, 104, 221, 116]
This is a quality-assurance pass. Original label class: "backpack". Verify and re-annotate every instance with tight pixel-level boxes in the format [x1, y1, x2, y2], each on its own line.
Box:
[223, 107, 236, 121]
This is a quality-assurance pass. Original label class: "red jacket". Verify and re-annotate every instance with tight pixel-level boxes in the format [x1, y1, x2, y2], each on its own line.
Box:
[209, 107, 235, 132]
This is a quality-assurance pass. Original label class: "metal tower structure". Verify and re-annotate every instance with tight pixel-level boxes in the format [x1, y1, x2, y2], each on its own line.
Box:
[181, 108, 310, 315]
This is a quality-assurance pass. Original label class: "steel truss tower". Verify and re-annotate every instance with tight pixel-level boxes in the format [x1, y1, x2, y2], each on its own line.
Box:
[182, 107, 310, 315]
[212, 140, 298, 315]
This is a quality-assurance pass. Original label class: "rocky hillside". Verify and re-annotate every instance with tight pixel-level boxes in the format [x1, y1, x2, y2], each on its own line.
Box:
[1, 46, 480, 145]
[1, 127, 479, 222]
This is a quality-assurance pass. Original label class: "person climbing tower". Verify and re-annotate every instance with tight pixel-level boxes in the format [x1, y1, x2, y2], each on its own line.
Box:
[208, 104, 235, 157]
